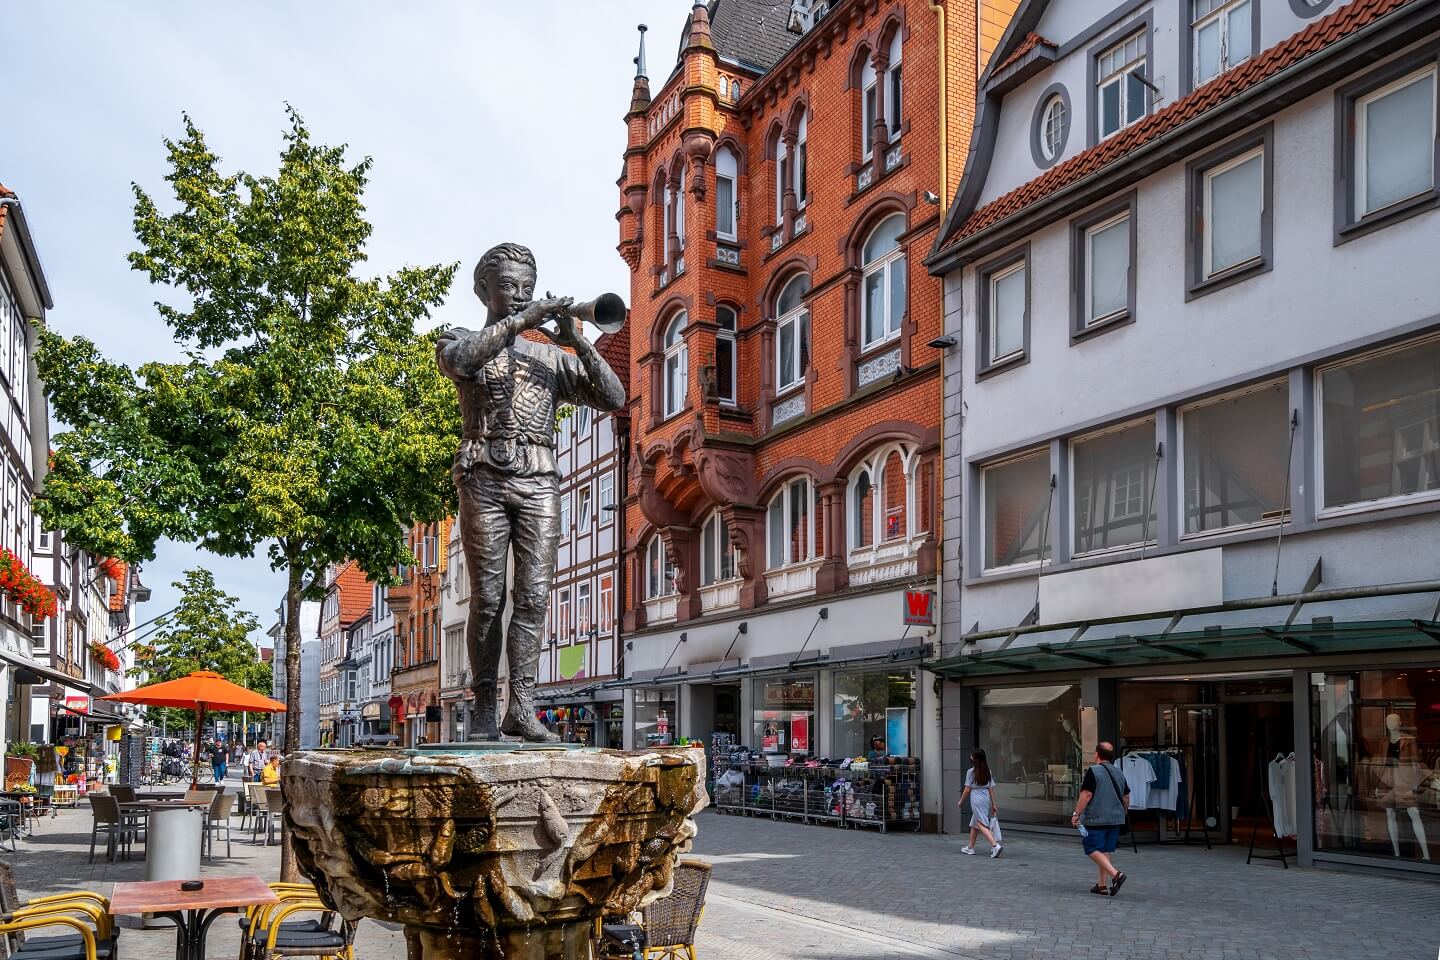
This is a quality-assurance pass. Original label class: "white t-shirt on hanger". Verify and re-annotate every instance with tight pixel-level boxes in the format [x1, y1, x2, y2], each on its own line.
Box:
[1120, 754, 1157, 810]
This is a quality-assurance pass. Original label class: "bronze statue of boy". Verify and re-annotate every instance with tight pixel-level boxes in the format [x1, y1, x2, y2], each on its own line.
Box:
[436, 242, 626, 741]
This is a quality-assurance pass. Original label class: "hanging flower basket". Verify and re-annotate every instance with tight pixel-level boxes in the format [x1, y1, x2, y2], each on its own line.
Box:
[0, 547, 57, 619]
[89, 640, 121, 672]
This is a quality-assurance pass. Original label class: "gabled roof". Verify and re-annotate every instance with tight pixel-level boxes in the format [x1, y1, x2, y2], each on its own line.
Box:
[0, 183, 54, 311]
[329, 561, 372, 628]
[932, 0, 1421, 259]
[691, 0, 800, 75]
[991, 31, 1055, 74]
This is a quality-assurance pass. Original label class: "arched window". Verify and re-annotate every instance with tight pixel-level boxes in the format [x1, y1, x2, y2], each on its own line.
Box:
[861, 55, 878, 159]
[663, 311, 688, 418]
[774, 274, 811, 394]
[766, 476, 819, 569]
[861, 214, 906, 348]
[645, 536, 676, 599]
[847, 444, 932, 550]
[700, 512, 738, 585]
[794, 112, 809, 208]
[774, 135, 788, 225]
[886, 29, 903, 137]
[715, 306, 737, 405]
[674, 168, 687, 251]
[715, 147, 738, 240]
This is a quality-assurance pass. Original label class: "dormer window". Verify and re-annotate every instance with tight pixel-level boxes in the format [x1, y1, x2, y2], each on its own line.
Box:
[1192, 0, 1253, 88]
[1096, 32, 1148, 140]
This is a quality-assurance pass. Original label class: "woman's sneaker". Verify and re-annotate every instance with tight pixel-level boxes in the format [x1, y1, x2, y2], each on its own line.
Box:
[991, 843, 1003, 859]
[960, 846, 976, 855]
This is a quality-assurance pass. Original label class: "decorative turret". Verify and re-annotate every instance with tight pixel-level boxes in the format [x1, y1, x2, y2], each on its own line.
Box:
[683, 0, 714, 53]
[629, 23, 651, 114]
[679, 2, 718, 202]
[618, 24, 652, 271]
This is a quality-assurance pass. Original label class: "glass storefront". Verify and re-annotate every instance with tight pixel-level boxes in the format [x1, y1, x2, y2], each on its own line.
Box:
[833, 670, 916, 759]
[1312, 667, 1439, 865]
[977, 683, 1083, 827]
[753, 676, 815, 755]
[634, 687, 677, 748]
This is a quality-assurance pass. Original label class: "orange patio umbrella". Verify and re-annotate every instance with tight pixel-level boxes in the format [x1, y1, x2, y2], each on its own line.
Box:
[102, 671, 287, 788]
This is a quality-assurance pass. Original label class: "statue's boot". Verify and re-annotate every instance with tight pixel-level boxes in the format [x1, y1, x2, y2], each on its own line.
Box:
[468, 681, 501, 741]
[500, 674, 559, 742]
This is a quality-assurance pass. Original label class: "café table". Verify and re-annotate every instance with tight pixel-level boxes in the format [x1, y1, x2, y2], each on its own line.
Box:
[109, 875, 278, 960]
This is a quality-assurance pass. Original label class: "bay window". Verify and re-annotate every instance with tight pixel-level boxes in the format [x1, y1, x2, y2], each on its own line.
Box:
[663, 311, 688, 418]
[715, 146, 739, 239]
[645, 536, 677, 599]
[861, 215, 906, 348]
[1320, 334, 1440, 513]
[1072, 419, 1157, 555]
[767, 477, 818, 569]
[1181, 381, 1291, 535]
[983, 450, 1053, 571]
[848, 445, 929, 551]
[700, 512, 738, 585]
[774, 274, 811, 394]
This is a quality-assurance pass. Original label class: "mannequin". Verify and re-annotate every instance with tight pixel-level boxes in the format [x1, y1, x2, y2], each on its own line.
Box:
[1381, 713, 1430, 861]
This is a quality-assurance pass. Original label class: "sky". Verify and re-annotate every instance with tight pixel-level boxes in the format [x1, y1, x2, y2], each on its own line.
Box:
[3, 0, 691, 648]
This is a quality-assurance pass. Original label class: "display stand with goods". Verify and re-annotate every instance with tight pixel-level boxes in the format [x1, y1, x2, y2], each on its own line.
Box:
[712, 747, 921, 832]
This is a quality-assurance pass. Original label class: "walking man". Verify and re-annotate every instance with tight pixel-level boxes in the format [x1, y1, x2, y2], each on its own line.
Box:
[1070, 740, 1130, 896]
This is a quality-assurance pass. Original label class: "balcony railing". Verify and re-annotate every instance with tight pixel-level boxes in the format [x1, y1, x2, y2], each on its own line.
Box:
[847, 536, 924, 587]
[764, 558, 822, 600]
[644, 594, 678, 625]
[699, 579, 742, 612]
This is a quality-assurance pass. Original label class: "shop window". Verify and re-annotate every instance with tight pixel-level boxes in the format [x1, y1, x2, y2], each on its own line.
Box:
[663, 311, 688, 418]
[754, 676, 815, 755]
[982, 449, 1053, 571]
[767, 476, 817, 569]
[774, 274, 811, 395]
[1312, 668, 1439, 865]
[861, 214, 906, 349]
[635, 687, 677, 747]
[833, 670, 916, 760]
[1071, 419, 1157, 555]
[1320, 334, 1440, 513]
[1181, 380, 1291, 535]
[977, 683, 1082, 827]
[645, 536, 676, 599]
[715, 146, 739, 240]
[715, 306, 737, 405]
[700, 512, 738, 585]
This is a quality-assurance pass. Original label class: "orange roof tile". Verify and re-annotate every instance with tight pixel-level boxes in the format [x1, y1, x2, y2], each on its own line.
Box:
[991, 32, 1055, 74]
[596, 324, 631, 394]
[946, 0, 1416, 247]
[331, 561, 372, 627]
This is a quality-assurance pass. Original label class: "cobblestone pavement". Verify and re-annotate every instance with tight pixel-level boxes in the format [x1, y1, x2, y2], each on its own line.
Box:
[7, 784, 1438, 959]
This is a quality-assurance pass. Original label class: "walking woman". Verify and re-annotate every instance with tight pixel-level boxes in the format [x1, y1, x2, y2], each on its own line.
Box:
[958, 748, 1003, 858]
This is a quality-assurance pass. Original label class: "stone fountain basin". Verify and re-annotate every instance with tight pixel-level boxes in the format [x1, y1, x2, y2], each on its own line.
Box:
[284, 745, 707, 938]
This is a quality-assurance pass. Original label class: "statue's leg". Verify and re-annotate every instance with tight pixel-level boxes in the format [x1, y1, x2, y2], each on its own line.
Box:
[499, 472, 561, 742]
[459, 464, 510, 741]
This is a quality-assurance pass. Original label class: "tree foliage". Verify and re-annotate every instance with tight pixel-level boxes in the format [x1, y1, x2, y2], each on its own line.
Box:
[36, 108, 461, 876]
[132, 568, 268, 731]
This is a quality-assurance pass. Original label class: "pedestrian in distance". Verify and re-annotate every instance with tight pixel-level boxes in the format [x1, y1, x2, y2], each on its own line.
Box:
[1071, 740, 1130, 896]
[208, 741, 227, 783]
[957, 748, 1002, 858]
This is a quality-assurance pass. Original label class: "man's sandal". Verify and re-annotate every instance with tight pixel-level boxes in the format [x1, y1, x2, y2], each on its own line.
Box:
[1089, 884, 1109, 895]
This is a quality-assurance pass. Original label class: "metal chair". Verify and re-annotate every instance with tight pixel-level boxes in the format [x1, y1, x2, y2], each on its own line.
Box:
[85, 795, 141, 864]
[204, 792, 236, 860]
[264, 788, 285, 846]
[636, 860, 710, 960]
[238, 883, 354, 960]
[0, 862, 116, 960]
[107, 784, 136, 804]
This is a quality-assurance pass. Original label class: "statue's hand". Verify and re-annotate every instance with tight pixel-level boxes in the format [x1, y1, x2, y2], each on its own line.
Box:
[514, 296, 573, 329]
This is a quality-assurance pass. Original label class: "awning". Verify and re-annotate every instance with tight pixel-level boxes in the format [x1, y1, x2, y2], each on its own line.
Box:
[536, 682, 604, 703]
[980, 684, 1074, 707]
[361, 702, 382, 720]
[0, 648, 93, 693]
[931, 619, 1440, 679]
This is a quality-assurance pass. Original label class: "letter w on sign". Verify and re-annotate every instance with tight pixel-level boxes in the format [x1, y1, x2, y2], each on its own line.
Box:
[902, 590, 934, 627]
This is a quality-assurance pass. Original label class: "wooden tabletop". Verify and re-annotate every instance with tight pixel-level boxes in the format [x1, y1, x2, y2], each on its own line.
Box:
[109, 876, 279, 915]
[120, 800, 210, 810]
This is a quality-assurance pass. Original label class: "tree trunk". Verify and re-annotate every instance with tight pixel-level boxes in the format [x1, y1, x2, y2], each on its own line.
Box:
[280, 562, 304, 882]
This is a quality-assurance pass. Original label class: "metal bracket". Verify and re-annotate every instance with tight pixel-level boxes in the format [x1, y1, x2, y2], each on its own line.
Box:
[1282, 558, 1324, 627]
[999, 603, 1039, 651]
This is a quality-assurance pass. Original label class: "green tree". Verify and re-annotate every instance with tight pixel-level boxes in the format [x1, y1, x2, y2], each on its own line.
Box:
[36, 108, 460, 878]
[133, 568, 268, 733]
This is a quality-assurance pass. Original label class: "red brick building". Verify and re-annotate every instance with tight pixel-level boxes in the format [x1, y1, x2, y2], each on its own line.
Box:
[387, 518, 449, 746]
[612, 0, 1013, 829]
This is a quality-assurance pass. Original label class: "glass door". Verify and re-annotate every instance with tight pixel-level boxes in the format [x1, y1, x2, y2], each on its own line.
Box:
[1160, 702, 1225, 839]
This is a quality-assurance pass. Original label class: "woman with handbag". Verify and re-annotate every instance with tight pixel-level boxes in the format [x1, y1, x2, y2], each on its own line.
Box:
[958, 749, 1003, 858]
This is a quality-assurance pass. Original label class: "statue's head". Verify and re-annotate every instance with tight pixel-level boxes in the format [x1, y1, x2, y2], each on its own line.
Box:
[474, 242, 537, 320]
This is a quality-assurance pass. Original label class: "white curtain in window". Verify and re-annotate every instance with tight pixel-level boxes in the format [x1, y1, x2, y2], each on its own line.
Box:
[1087, 217, 1129, 321]
[1208, 153, 1262, 273]
[716, 147, 738, 237]
[1364, 72, 1435, 213]
[992, 267, 1026, 359]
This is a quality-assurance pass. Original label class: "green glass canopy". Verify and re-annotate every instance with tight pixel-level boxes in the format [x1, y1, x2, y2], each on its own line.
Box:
[929, 619, 1440, 678]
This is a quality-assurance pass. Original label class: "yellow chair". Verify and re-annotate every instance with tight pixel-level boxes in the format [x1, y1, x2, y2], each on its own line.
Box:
[0, 914, 100, 960]
[239, 884, 353, 960]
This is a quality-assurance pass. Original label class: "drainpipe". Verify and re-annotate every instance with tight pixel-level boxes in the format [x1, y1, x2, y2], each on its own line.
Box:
[928, 1, 948, 199]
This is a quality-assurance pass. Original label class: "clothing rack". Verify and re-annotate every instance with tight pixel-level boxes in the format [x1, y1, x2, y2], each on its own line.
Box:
[1119, 742, 1212, 851]
[1247, 752, 1296, 868]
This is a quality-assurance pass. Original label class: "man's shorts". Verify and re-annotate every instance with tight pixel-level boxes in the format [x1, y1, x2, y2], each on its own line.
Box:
[1082, 826, 1120, 855]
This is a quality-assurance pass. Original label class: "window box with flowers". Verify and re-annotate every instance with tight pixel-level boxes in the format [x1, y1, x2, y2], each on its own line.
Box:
[0, 547, 58, 620]
[89, 641, 121, 672]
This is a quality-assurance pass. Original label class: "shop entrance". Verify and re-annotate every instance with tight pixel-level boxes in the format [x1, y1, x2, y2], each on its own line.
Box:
[1120, 673, 1293, 845]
